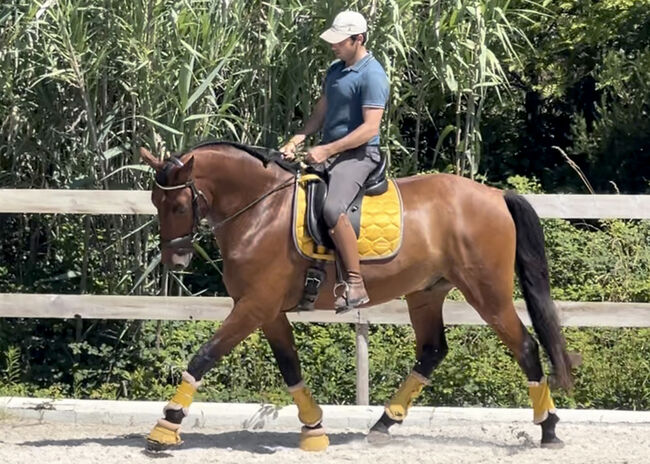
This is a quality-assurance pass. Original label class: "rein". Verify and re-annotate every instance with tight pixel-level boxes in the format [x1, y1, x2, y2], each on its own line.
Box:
[210, 177, 294, 230]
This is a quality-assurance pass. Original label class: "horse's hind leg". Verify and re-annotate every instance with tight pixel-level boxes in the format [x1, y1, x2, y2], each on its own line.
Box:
[146, 297, 270, 451]
[368, 284, 451, 443]
[262, 313, 329, 451]
[453, 273, 564, 448]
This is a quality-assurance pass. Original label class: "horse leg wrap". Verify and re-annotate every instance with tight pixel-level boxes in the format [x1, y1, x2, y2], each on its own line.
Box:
[528, 377, 556, 424]
[299, 425, 330, 452]
[170, 371, 201, 407]
[147, 372, 201, 449]
[147, 421, 183, 449]
[288, 382, 328, 451]
[385, 371, 429, 421]
[288, 381, 323, 427]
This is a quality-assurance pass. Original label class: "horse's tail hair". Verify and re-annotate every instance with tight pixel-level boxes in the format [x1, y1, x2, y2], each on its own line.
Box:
[504, 191, 573, 390]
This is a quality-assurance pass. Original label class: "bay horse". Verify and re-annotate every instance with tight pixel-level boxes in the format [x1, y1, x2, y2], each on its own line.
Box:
[139, 141, 574, 452]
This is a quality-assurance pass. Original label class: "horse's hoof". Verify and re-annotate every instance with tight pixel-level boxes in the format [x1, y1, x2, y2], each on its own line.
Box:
[145, 438, 183, 452]
[541, 437, 565, 449]
[367, 429, 392, 446]
[299, 426, 329, 451]
[540, 412, 563, 449]
[145, 425, 183, 451]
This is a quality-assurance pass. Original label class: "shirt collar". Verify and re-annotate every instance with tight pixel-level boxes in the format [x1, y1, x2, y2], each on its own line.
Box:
[343, 52, 374, 73]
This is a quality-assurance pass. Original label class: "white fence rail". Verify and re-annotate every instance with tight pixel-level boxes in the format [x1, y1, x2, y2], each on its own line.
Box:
[1, 189, 650, 218]
[1, 294, 649, 327]
[1, 190, 649, 404]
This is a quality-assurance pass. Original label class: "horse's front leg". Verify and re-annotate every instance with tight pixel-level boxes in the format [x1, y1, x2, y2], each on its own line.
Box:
[146, 297, 268, 451]
[261, 313, 329, 451]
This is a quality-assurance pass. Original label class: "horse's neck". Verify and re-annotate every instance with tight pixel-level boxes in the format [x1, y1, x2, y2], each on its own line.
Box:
[193, 147, 290, 223]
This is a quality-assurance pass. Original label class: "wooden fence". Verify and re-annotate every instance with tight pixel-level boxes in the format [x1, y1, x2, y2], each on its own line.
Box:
[1, 189, 649, 404]
[2, 189, 650, 218]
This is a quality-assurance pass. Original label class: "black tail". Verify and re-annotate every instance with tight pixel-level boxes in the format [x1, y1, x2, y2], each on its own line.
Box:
[504, 191, 573, 390]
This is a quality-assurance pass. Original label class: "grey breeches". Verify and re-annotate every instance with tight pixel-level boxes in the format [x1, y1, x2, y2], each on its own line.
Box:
[321, 145, 382, 229]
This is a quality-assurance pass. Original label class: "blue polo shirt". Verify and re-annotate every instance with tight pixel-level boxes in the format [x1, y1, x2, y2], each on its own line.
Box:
[321, 52, 389, 146]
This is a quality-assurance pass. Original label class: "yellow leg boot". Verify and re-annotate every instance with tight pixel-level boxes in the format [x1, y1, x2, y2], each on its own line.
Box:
[529, 377, 564, 448]
[146, 419, 183, 451]
[299, 425, 330, 452]
[528, 377, 556, 424]
[146, 372, 200, 451]
[289, 382, 329, 451]
[385, 371, 429, 422]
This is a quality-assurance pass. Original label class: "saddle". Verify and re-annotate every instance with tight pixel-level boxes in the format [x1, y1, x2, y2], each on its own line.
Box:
[304, 153, 389, 250]
[293, 155, 403, 311]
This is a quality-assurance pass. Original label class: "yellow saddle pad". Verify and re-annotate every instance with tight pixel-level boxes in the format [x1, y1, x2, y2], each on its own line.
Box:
[292, 176, 403, 262]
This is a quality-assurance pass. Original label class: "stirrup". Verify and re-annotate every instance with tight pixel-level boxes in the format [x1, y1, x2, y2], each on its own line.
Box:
[337, 293, 369, 314]
[333, 281, 351, 314]
[333, 281, 370, 314]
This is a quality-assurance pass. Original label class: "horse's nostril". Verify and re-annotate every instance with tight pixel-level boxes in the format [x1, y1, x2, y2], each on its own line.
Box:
[173, 263, 185, 271]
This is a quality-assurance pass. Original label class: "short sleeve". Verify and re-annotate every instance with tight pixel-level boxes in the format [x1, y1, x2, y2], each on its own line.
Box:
[360, 70, 389, 108]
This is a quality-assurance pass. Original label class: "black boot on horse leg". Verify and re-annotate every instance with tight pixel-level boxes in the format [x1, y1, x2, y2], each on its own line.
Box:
[329, 213, 369, 311]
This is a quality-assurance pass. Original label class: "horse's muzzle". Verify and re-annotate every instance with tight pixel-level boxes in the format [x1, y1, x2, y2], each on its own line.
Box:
[163, 250, 193, 270]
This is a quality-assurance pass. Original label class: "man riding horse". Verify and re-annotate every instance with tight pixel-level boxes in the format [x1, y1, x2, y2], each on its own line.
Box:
[139, 9, 576, 455]
[280, 11, 389, 311]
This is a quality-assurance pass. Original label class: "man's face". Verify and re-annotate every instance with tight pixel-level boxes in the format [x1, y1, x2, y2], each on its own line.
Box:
[330, 36, 360, 62]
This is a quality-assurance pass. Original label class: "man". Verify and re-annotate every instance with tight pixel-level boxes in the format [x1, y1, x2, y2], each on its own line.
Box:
[280, 11, 390, 311]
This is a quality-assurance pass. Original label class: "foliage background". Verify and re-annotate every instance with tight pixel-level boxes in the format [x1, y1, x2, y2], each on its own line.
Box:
[0, 0, 648, 409]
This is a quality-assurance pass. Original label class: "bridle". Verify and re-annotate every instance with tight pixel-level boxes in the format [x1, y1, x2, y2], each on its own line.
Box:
[155, 157, 294, 252]
[155, 158, 208, 251]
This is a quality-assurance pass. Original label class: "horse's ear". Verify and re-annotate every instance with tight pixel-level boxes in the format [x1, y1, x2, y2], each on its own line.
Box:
[139, 147, 164, 172]
[176, 156, 194, 181]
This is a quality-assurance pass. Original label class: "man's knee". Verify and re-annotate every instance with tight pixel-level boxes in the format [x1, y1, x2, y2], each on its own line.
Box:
[323, 201, 347, 229]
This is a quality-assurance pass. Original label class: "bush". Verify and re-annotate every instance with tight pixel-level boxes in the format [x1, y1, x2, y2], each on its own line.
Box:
[2, 320, 649, 410]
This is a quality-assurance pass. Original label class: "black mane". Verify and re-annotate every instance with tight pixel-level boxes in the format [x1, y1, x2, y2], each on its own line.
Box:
[187, 140, 299, 172]
[155, 140, 299, 187]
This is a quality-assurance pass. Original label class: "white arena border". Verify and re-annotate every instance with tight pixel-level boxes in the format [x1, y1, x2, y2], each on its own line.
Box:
[2, 397, 649, 429]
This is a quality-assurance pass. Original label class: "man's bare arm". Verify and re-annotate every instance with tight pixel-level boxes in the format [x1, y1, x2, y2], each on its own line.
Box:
[280, 96, 328, 157]
[320, 106, 383, 155]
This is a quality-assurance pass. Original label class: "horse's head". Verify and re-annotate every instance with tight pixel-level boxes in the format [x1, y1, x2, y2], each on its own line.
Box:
[140, 147, 206, 270]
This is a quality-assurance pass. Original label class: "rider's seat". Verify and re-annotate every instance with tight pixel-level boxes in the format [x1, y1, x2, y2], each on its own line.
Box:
[305, 153, 388, 250]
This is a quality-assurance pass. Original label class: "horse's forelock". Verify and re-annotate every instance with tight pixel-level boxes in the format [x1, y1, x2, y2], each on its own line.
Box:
[155, 156, 183, 186]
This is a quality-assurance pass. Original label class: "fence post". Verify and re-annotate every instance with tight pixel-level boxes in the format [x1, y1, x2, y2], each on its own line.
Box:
[355, 322, 369, 405]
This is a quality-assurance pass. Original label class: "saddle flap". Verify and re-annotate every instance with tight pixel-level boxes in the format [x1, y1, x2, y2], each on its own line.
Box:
[294, 178, 403, 262]
[305, 178, 333, 249]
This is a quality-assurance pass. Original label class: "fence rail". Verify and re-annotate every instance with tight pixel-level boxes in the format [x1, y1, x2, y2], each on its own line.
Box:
[2, 189, 650, 218]
[1, 294, 649, 327]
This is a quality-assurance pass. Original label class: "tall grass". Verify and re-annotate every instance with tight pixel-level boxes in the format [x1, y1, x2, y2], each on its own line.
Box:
[0, 0, 539, 296]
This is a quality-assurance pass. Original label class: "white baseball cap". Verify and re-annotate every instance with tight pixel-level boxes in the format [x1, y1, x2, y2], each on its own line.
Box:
[320, 11, 367, 44]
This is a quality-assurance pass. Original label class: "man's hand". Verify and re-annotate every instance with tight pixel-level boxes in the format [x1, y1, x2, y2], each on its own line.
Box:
[279, 135, 306, 160]
[279, 142, 297, 160]
[305, 145, 332, 164]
